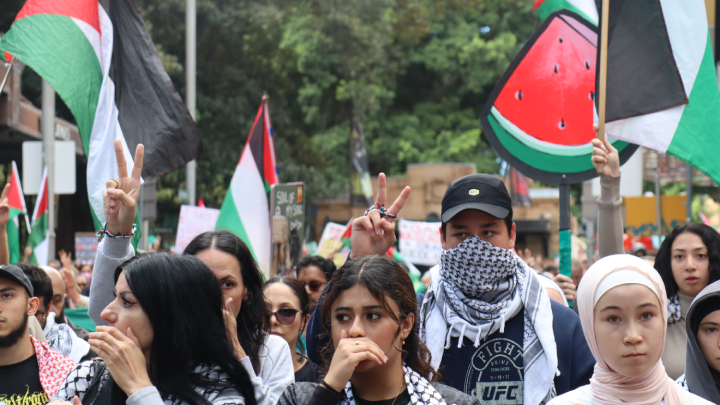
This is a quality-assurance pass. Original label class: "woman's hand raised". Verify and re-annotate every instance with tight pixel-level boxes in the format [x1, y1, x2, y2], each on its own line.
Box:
[103, 140, 144, 235]
[323, 329, 388, 392]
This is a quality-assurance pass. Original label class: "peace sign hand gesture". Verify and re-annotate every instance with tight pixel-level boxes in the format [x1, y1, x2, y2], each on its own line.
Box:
[103, 140, 144, 235]
[349, 173, 411, 259]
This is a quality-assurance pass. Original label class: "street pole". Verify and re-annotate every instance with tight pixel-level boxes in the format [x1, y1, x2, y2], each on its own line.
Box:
[185, 0, 197, 206]
[42, 79, 55, 261]
[686, 162, 692, 223]
[559, 180, 572, 307]
[655, 168, 662, 238]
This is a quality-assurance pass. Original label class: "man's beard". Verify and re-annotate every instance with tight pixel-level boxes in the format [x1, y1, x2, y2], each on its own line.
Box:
[0, 312, 29, 348]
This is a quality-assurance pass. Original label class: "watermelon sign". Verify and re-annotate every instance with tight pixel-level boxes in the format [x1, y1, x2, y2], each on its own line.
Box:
[480, 10, 638, 183]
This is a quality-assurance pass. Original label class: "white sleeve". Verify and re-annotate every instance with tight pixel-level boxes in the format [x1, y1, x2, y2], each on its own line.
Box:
[126, 386, 166, 405]
[88, 237, 135, 326]
[239, 334, 295, 405]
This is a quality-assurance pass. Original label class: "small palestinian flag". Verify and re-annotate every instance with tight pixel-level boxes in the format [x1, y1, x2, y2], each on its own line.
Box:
[598, 0, 720, 186]
[27, 168, 48, 266]
[216, 95, 278, 273]
[534, 0, 598, 24]
[0, 0, 202, 241]
[6, 161, 28, 264]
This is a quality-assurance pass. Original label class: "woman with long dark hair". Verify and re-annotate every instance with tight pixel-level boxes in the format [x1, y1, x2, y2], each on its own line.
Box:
[277, 255, 479, 405]
[88, 141, 293, 405]
[264, 277, 321, 382]
[654, 223, 720, 379]
[52, 253, 257, 405]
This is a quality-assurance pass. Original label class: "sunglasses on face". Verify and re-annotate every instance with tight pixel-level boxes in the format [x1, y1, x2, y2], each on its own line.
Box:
[300, 280, 325, 293]
[271, 308, 301, 325]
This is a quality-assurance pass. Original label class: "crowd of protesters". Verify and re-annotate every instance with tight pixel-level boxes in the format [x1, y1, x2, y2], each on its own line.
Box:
[1, 137, 720, 405]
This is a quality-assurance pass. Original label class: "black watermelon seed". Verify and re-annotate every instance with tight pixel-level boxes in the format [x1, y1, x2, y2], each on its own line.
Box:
[558, 36, 563, 43]
[585, 61, 590, 70]
[554, 64, 559, 73]
[516, 90, 522, 100]
[559, 119, 566, 129]
[589, 91, 595, 100]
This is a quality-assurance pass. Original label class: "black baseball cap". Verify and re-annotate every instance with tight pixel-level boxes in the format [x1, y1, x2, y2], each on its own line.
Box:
[441, 174, 513, 222]
[0, 264, 34, 296]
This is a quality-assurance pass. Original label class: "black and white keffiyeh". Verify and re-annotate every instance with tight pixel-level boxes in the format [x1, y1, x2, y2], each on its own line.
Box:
[341, 364, 445, 405]
[419, 236, 557, 405]
[43, 312, 91, 363]
[667, 294, 683, 324]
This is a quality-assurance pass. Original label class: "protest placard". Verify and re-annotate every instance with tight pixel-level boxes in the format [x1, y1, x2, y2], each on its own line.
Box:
[75, 232, 98, 264]
[270, 183, 305, 275]
[398, 219, 442, 266]
[316, 222, 348, 259]
[176, 205, 221, 253]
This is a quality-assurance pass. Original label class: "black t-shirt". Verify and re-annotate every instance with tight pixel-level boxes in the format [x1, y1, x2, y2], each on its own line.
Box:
[294, 357, 322, 383]
[0, 355, 49, 405]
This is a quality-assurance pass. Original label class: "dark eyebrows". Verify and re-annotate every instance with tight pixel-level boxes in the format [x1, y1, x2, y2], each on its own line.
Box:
[0, 287, 18, 293]
[598, 302, 659, 312]
[700, 321, 720, 327]
[334, 305, 384, 312]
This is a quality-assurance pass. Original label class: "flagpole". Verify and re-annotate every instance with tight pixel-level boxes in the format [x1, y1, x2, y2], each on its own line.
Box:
[23, 213, 31, 235]
[0, 63, 11, 95]
[42, 79, 56, 261]
[185, 0, 197, 206]
[596, 0, 610, 174]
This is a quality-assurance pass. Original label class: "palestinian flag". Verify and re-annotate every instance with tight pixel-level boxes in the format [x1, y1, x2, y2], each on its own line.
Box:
[6, 161, 28, 264]
[598, 0, 720, 186]
[0, 0, 202, 241]
[216, 95, 278, 273]
[27, 168, 48, 266]
[534, 0, 598, 24]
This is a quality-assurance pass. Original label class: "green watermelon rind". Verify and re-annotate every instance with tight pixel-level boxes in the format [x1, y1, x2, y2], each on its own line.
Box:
[491, 106, 621, 157]
[487, 113, 634, 175]
[536, 0, 598, 26]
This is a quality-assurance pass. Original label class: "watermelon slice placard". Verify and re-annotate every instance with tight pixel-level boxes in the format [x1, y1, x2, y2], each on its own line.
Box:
[480, 10, 638, 183]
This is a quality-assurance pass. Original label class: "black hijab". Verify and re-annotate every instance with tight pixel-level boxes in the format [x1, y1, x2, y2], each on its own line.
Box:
[685, 280, 720, 403]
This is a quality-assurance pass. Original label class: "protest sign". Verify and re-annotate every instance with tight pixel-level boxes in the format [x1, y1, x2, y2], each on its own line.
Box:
[398, 220, 442, 266]
[316, 222, 348, 260]
[75, 232, 98, 264]
[270, 183, 305, 275]
[176, 205, 220, 253]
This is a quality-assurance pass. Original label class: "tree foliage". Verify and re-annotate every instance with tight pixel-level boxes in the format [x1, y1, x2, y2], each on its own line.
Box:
[2, 0, 538, 231]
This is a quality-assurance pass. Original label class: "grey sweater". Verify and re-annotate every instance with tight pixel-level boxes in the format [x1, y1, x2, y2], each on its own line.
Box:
[88, 238, 295, 405]
[596, 174, 624, 259]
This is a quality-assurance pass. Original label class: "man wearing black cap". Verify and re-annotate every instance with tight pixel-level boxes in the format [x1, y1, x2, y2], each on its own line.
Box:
[0, 264, 77, 402]
[305, 173, 594, 405]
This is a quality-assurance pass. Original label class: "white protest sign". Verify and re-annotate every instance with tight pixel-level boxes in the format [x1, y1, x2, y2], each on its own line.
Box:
[175, 205, 220, 253]
[398, 220, 442, 266]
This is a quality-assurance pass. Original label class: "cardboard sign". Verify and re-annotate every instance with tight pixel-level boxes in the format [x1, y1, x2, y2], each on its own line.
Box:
[398, 220, 442, 266]
[625, 195, 685, 237]
[175, 205, 220, 253]
[270, 183, 306, 275]
[75, 232, 98, 264]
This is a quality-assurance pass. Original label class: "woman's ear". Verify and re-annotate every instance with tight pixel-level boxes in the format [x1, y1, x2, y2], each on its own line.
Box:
[301, 313, 311, 332]
[401, 313, 415, 341]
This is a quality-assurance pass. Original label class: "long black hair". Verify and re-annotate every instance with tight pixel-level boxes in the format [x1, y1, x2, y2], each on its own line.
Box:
[184, 230, 269, 373]
[655, 223, 720, 298]
[320, 255, 436, 380]
[264, 276, 310, 355]
[115, 253, 257, 405]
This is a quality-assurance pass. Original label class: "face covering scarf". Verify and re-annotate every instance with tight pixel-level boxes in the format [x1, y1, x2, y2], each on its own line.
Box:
[683, 280, 720, 403]
[420, 236, 557, 405]
[341, 364, 445, 405]
[577, 254, 692, 405]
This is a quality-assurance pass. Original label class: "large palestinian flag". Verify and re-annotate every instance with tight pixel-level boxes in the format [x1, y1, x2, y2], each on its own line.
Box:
[27, 168, 48, 266]
[6, 161, 28, 264]
[480, 10, 638, 183]
[598, 0, 720, 186]
[216, 95, 278, 273]
[0, 0, 202, 240]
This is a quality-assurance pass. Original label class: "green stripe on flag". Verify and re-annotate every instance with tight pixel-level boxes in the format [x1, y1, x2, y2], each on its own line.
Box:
[6, 220, 20, 264]
[0, 14, 102, 154]
[216, 189, 258, 260]
[536, 0, 596, 24]
[666, 33, 720, 186]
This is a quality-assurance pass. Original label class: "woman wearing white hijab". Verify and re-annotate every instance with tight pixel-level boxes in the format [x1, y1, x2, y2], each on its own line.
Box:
[548, 254, 712, 405]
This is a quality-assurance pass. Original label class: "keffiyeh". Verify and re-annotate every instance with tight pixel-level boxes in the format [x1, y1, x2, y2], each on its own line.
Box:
[342, 364, 445, 405]
[43, 312, 91, 363]
[419, 236, 557, 405]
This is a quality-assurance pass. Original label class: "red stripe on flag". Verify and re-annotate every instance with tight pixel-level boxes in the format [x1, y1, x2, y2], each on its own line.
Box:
[8, 161, 26, 213]
[34, 172, 48, 221]
[533, 0, 545, 11]
[15, 0, 100, 33]
[262, 97, 279, 186]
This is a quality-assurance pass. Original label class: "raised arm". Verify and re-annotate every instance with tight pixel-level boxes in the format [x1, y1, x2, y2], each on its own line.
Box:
[88, 140, 144, 325]
[591, 127, 624, 258]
